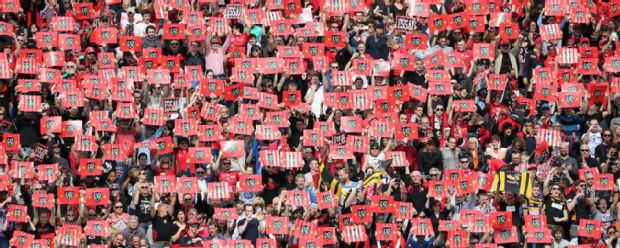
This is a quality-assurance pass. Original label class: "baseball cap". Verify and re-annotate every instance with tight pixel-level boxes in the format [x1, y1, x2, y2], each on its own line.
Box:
[85, 47, 96, 53]
[580, 37, 590, 44]
[370, 141, 380, 149]
[500, 39, 510, 46]
[535, 37, 543, 44]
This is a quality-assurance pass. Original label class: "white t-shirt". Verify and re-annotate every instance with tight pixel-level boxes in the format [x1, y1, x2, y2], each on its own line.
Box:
[366, 152, 385, 169]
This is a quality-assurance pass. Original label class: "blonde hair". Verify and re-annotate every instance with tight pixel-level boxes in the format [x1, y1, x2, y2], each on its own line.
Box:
[468, 137, 479, 149]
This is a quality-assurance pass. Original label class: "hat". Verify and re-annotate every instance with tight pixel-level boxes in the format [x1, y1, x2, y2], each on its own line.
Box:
[500, 39, 510, 46]
[370, 141, 380, 149]
[85, 47, 96, 53]
[476, 59, 490, 67]
[178, 137, 189, 144]
[535, 37, 543, 44]
[110, 183, 120, 190]
[189, 218, 200, 225]
[541, 103, 551, 110]
[580, 37, 590, 44]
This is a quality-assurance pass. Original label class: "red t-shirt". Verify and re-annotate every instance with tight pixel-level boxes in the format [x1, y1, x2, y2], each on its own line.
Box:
[175, 149, 192, 174]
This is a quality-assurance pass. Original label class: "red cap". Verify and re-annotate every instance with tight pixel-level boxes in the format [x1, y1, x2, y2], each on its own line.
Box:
[580, 37, 590, 44]
[85, 47, 96, 53]
[189, 218, 200, 224]
[535, 37, 543, 44]
[500, 39, 510, 45]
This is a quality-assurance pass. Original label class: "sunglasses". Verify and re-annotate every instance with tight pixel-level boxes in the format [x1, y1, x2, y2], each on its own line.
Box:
[460, 160, 469, 163]
[581, 149, 590, 152]
[430, 174, 439, 177]
[196, 171, 205, 174]
[552, 187, 560, 190]
[114, 206, 123, 209]
[436, 108, 444, 111]
[604, 134, 612, 137]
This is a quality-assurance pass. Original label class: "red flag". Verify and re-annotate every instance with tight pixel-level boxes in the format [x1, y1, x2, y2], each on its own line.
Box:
[85, 188, 110, 206]
[207, 182, 232, 199]
[0, 21, 14, 36]
[74, 3, 94, 20]
[57, 225, 83, 247]
[411, 218, 435, 236]
[74, 135, 97, 152]
[318, 226, 337, 245]
[176, 176, 199, 194]
[36, 32, 58, 48]
[526, 228, 553, 243]
[154, 175, 177, 193]
[524, 214, 548, 230]
[220, 140, 245, 158]
[394, 123, 418, 141]
[61, 120, 82, 138]
[143, 108, 167, 126]
[239, 174, 262, 192]
[78, 159, 103, 177]
[7, 204, 27, 222]
[428, 81, 452, 95]
[40, 116, 62, 134]
[342, 225, 367, 243]
[429, 15, 448, 32]
[37, 164, 58, 182]
[540, 24, 562, 40]
[265, 216, 289, 235]
[84, 220, 111, 237]
[287, 190, 311, 207]
[447, 229, 469, 248]
[198, 124, 221, 142]
[57, 187, 80, 205]
[10, 231, 34, 248]
[594, 173, 615, 190]
[51, 16, 75, 32]
[490, 211, 513, 229]
[10, 161, 34, 179]
[494, 226, 519, 244]
[316, 191, 338, 210]
[91, 27, 119, 45]
[32, 193, 56, 209]
[162, 23, 186, 40]
[371, 195, 394, 213]
[453, 100, 477, 112]
[213, 208, 238, 220]
[188, 147, 212, 164]
[498, 23, 519, 39]
[534, 82, 558, 102]
[577, 58, 599, 74]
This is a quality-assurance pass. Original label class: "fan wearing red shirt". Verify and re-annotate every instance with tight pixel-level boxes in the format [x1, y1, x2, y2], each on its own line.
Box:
[215, 158, 240, 192]
[229, 23, 249, 48]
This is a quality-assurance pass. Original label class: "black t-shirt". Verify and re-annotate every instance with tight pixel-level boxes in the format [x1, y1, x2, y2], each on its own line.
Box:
[567, 191, 591, 222]
[136, 194, 153, 223]
[544, 196, 567, 226]
[35, 223, 54, 239]
[153, 215, 178, 242]
[237, 217, 259, 245]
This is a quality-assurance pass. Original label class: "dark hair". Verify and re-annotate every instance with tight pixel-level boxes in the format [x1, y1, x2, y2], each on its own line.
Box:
[232, 23, 244, 32]
[146, 25, 156, 33]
